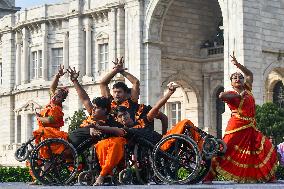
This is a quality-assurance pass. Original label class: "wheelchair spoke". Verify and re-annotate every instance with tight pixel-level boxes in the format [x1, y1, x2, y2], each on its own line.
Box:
[46, 143, 54, 160]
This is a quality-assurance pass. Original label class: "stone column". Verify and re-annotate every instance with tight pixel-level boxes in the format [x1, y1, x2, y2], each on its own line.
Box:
[41, 23, 48, 80]
[15, 32, 21, 86]
[68, 15, 84, 111]
[21, 27, 29, 84]
[116, 6, 125, 58]
[1, 31, 15, 90]
[124, 0, 144, 100]
[143, 43, 161, 106]
[63, 32, 69, 75]
[85, 19, 92, 77]
[109, 8, 117, 68]
[222, 0, 245, 135]
[203, 74, 210, 131]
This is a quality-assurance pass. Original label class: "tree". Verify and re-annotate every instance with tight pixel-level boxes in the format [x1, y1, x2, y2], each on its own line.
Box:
[66, 109, 86, 133]
[255, 102, 284, 145]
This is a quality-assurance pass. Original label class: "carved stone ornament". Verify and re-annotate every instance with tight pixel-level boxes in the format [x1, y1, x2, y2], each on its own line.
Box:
[15, 100, 42, 115]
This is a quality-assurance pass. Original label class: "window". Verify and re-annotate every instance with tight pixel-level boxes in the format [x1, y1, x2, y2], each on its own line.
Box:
[38, 50, 43, 78]
[30, 50, 43, 80]
[0, 61, 2, 85]
[168, 102, 182, 126]
[17, 115, 21, 143]
[51, 48, 63, 77]
[98, 43, 108, 71]
[273, 81, 284, 108]
[31, 114, 38, 131]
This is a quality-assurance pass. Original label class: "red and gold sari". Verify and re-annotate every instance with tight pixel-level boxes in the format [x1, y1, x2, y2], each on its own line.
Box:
[205, 88, 277, 183]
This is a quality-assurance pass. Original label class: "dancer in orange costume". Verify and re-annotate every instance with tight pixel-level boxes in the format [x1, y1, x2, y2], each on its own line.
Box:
[100, 57, 169, 134]
[67, 67, 126, 186]
[203, 52, 278, 183]
[33, 65, 69, 158]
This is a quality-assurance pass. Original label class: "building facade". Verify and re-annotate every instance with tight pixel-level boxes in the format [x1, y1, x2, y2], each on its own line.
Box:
[0, 0, 284, 166]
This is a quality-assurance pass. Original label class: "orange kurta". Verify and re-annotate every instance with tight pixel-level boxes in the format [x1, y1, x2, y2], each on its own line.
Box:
[33, 104, 68, 158]
[205, 89, 278, 183]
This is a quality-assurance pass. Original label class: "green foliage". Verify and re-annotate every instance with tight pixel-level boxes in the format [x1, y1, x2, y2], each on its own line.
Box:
[177, 167, 190, 179]
[66, 109, 87, 133]
[255, 102, 284, 145]
[276, 165, 284, 180]
[0, 167, 32, 182]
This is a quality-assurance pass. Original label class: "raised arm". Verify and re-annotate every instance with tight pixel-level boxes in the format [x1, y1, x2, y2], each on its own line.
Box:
[50, 65, 66, 96]
[99, 57, 126, 98]
[230, 51, 253, 86]
[147, 83, 178, 122]
[156, 111, 168, 135]
[67, 67, 94, 114]
[121, 71, 140, 102]
[90, 124, 125, 136]
[219, 90, 246, 101]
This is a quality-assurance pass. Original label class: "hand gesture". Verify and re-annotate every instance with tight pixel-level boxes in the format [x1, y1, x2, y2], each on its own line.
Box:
[230, 51, 239, 67]
[89, 128, 102, 137]
[35, 112, 41, 118]
[112, 57, 127, 73]
[167, 82, 179, 93]
[57, 65, 66, 77]
[240, 90, 246, 97]
[67, 67, 80, 82]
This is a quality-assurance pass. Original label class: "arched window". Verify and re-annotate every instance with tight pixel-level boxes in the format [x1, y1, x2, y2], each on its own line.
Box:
[273, 81, 284, 108]
[95, 32, 109, 72]
[216, 87, 224, 139]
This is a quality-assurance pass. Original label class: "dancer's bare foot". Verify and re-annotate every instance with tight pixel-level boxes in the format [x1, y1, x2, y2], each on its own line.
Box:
[93, 175, 105, 186]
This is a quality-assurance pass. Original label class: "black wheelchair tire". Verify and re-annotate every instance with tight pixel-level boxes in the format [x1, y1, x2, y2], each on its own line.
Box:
[30, 138, 78, 185]
[152, 134, 201, 184]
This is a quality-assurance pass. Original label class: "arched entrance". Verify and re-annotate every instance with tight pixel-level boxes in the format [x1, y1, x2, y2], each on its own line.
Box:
[265, 68, 284, 104]
[144, 0, 224, 129]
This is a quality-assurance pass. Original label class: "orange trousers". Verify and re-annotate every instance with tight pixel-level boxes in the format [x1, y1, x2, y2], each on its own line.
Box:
[95, 137, 127, 176]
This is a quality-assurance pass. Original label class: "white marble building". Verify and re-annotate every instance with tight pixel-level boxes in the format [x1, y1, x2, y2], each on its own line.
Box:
[0, 0, 284, 166]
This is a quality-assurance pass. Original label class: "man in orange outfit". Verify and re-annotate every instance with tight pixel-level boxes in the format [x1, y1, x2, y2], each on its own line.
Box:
[67, 67, 127, 186]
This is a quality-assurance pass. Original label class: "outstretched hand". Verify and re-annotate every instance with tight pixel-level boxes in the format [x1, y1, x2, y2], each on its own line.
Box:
[230, 51, 239, 67]
[67, 67, 80, 82]
[57, 65, 66, 77]
[168, 82, 179, 93]
[112, 57, 127, 73]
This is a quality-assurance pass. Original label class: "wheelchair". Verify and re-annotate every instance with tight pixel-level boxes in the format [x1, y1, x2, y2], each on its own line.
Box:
[14, 123, 226, 185]
[152, 123, 227, 184]
[15, 134, 99, 185]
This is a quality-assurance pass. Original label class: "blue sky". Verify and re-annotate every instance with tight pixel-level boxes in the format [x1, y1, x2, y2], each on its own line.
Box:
[15, 0, 65, 9]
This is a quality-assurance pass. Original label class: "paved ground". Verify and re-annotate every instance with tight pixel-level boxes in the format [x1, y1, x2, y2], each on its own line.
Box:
[0, 181, 284, 189]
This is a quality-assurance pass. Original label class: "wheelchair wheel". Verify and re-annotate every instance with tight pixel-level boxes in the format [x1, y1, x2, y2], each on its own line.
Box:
[78, 170, 97, 186]
[152, 134, 201, 184]
[188, 157, 211, 184]
[30, 138, 78, 185]
[217, 139, 227, 156]
[119, 168, 133, 184]
[202, 136, 218, 159]
[14, 145, 29, 162]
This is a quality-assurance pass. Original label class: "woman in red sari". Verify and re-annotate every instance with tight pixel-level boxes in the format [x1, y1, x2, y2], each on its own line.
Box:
[203, 52, 278, 183]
